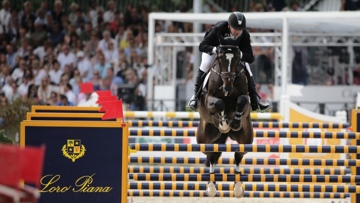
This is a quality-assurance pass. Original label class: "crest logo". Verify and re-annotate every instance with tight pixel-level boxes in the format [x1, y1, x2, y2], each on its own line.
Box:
[238, 20, 242, 25]
[62, 139, 86, 162]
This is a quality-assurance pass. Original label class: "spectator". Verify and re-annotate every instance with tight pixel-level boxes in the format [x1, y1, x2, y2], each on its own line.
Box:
[37, 76, 52, 104]
[49, 23, 65, 47]
[79, 22, 92, 42]
[104, 0, 117, 23]
[18, 73, 32, 97]
[76, 51, 92, 82]
[10, 82, 20, 101]
[0, 64, 10, 89]
[64, 83, 76, 105]
[124, 7, 142, 29]
[40, 2, 51, 16]
[48, 91, 58, 105]
[0, 0, 11, 35]
[94, 53, 111, 79]
[11, 58, 27, 85]
[30, 21, 48, 48]
[87, 0, 99, 29]
[51, 0, 64, 27]
[2, 75, 13, 100]
[32, 59, 47, 86]
[57, 94, 73, 106]
[98, 30, 117, 53]
[107, 67, 123, 87]
[34, 8, 47, 27]
[48, 60, 63, 85]
[16, 38, 31, 60]
[84, 31, 99, 57]
[57, 44, 76, 70]
[61, 64, 73, 81]
[103, 41, 118, 64]
[68, 2, 78, 25]
[5, 43, 17, 69]
[263, 0, 287, 11]
[92, 70, 102, 90]
[26, 84, 38, 101]
[33, 40, 50, 61]
[20, 1, 36, 29]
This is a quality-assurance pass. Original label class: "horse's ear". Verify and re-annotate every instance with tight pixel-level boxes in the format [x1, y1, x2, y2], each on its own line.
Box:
[217, 31, 224, 44]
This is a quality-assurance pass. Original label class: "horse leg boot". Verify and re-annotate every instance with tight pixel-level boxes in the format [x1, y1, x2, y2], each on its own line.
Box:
[231, 95, 248, 131]
[205, 134, 228, 198]
[244, 63, 271, 112]
[233, 151, 246, 198]
[187, 69, 205, 111]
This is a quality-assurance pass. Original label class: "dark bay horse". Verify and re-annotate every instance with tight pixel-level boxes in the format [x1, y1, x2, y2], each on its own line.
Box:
[196, 33, 253, 197]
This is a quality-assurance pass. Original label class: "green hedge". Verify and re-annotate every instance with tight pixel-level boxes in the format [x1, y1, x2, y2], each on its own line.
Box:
[0, 98, 39, 143]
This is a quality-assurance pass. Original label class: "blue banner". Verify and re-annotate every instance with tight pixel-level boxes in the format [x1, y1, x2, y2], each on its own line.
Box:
[21, 122, 127, 203]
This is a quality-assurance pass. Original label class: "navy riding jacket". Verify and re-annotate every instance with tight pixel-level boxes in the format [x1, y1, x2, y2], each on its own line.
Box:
[199, 21, 254, 64]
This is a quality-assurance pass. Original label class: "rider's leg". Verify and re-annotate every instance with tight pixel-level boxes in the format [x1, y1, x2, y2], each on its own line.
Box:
[245, 63, 271, 112]
[188, 53, 215, 111]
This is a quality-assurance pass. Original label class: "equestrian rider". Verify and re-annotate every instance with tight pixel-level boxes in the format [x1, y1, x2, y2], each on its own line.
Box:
[187, 11, 271, 112]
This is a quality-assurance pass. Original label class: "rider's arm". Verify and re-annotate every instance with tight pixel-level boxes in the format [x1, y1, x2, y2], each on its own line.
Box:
[199, 22, 227, 55]
[239, 30, 255, 64]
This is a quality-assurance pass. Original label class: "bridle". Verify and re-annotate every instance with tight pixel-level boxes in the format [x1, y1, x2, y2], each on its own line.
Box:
[211, 45, 245, 82]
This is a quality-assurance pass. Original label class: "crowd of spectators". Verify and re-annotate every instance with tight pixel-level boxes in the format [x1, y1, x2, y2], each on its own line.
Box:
[0, 0, 148, 110]
[0, 0, 359, 112]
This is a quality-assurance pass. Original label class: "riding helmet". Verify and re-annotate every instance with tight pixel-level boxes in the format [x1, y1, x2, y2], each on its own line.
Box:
[228, 12, 246, 30]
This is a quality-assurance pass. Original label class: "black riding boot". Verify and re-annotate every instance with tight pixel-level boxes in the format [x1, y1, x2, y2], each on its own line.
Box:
[187, 69, 205, 111]
[248, 76, 271, 112]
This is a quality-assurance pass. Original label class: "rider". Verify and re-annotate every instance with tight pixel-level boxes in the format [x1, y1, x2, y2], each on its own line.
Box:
[187, 11, 271, 112]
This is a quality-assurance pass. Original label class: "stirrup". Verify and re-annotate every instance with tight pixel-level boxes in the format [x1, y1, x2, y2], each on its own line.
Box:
[257, 100, 272, 112]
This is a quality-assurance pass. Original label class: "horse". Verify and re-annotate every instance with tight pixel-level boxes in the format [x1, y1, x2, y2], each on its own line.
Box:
[196, 33, 253, 198]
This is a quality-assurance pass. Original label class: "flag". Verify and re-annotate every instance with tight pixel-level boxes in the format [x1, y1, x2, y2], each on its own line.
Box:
[101, 99, 124, 124]
[96, 90, 112, 97]
[96, 95, 117, 112]
[79, 82, 94, 94]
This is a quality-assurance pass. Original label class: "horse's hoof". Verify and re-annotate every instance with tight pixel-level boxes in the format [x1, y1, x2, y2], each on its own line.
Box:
[206, 182, 217, 197]
[234, 182, 244, 198]
[218, 123, 230, 133]
[230, 122, 241, 131]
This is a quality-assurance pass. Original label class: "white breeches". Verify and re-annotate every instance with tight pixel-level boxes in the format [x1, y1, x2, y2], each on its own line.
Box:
[199, 52, 253, 77]
[199, 53, 216, 72]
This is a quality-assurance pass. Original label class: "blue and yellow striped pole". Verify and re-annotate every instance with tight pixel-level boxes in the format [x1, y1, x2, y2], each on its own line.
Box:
[128, 166, 350, 175]
[129, 143, 360, 153]
[128, 182, 360, 193]
[129, 173, 360, 183]
[128, 129, 360, 139]
[127, 190, 350, 198]
[128, 156, 360, 166]
[127, 120, 350, 129]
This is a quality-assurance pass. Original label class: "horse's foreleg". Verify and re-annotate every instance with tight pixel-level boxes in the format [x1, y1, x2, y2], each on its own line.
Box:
[207, 96, 230, 133]
[231, 95, 249, 131]
[205, 134, 228, 197]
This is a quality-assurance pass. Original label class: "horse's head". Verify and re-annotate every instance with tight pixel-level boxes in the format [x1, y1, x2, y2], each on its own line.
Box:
[214, 33, 243, 96]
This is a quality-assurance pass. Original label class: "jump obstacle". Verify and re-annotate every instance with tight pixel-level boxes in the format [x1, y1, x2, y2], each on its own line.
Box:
[128, 156, 360, 166]
[25, 106, 360, 202]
